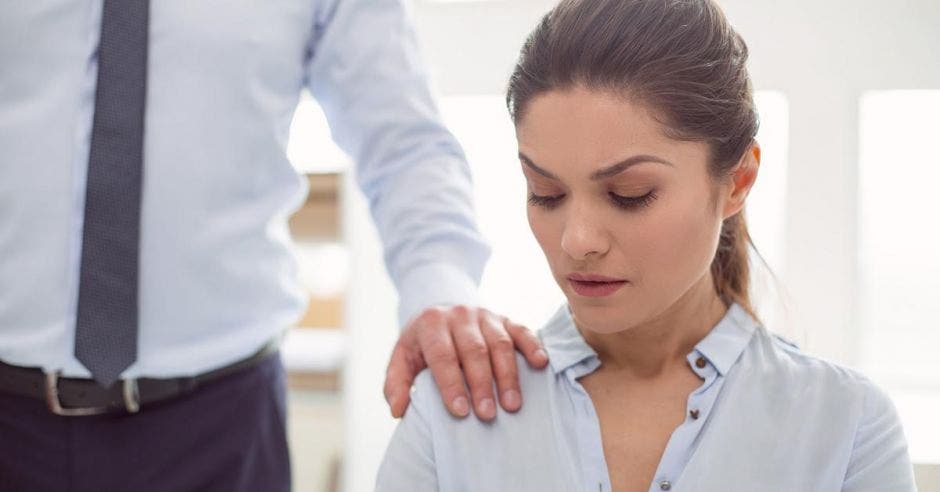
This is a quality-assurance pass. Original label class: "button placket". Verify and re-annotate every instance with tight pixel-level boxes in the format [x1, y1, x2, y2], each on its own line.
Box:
[565, 362, 611, 492]
[648, 352, 721, 492]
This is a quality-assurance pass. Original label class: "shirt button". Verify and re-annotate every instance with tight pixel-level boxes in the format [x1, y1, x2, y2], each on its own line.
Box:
[695, 357, 707, 368]
[690, 409, 700, 420]
[660, 480, 672, 490]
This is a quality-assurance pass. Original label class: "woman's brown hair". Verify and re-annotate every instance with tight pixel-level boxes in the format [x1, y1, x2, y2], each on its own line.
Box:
[506, 0, 761, 317]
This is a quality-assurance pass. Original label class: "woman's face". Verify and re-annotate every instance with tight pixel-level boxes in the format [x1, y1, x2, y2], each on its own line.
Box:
[516, 86, 738, 334]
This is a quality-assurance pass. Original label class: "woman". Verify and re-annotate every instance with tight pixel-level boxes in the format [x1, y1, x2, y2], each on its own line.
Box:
[376, 0, 916, 490]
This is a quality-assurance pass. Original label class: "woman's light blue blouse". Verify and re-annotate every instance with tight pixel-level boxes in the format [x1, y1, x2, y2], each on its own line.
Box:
[376, 303, 917, 491]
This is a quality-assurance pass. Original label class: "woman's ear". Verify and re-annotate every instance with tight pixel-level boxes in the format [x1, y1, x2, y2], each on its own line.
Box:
[722, 142, 761, 219]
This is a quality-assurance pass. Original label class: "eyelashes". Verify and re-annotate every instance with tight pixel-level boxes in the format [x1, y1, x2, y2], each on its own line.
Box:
[608, 191, 657, 210]
[526, 193, 565, 209]
[527, 191, 658, 211]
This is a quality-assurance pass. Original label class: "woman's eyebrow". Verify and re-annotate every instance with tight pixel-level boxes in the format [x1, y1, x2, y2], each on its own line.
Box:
[590, 155, 674, 180]
[518, 153, 558, 179]
[519, 152, 674, 180]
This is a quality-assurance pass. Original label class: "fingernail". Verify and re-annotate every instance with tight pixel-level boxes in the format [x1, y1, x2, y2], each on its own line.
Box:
[535, 348, 548, 360]
[452, 396, 470, 416]
[503, 389, 521, 409]
[479, 397, 495, 417]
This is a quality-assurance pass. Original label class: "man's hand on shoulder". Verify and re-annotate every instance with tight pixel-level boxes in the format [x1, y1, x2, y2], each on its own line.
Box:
[383, 305, 549, 421]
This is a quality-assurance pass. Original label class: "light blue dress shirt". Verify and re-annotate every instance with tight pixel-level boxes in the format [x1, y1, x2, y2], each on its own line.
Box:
[377, 303, 917, 491]
[0, 0, 489, 378]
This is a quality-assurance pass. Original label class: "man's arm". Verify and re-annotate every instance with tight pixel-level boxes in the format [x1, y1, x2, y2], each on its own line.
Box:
[304, 0, 547, 420]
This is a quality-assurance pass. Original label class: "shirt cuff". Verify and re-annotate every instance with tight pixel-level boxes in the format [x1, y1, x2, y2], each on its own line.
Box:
[396, 262, 481, 328]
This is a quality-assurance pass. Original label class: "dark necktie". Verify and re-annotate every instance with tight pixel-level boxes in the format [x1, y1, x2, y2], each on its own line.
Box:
[75, 0, 150, 388]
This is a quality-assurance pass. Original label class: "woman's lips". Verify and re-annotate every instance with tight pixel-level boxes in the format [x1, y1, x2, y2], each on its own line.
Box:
[567, 273, 628, 297]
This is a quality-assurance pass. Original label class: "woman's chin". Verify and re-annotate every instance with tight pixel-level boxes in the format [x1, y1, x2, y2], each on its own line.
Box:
[567, 300, 640, 335]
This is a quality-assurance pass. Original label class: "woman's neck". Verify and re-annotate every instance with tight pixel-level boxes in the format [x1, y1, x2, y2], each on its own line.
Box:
[578, 275, 729, 379]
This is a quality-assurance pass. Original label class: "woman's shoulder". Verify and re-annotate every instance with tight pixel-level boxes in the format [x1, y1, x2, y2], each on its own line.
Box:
[409, 350, 558, 426]
[402, 355, 575, 489]
[693, 325, 915, 489]
[410, 307, 571, 422]
[749, 325, 885, 401]
[739, 326, 907, 449]
[381, 357, 564, 491]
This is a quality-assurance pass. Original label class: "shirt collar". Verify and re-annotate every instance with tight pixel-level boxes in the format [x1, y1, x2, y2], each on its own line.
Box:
[537, 302, 759, 377]
[538, 305, 596, 375]
[691, 303, 758, 376]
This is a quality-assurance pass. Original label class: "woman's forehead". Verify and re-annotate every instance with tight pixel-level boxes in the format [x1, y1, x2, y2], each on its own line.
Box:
[516, 89, 709, 178]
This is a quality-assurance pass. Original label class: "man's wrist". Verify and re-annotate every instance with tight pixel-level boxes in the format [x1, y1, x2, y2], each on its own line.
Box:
[397, 262, 480, 327]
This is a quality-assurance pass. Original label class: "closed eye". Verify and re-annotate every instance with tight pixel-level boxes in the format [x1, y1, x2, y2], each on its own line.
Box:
[527, 192, 565, 209]
[609, 191, 657, 210]
[528, 191, 657, 211]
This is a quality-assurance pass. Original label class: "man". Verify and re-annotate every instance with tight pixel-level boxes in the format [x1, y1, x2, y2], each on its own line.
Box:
[0, 0, 547, 490]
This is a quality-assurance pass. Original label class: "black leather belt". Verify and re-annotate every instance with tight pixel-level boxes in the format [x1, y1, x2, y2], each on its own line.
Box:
[0, 339, 280, 417]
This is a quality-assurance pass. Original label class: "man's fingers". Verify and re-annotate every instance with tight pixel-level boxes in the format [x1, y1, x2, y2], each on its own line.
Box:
[418, 311, 473, 418]
[480, 312, 523, 413]
[384, 340, 419, 419]
[448, 307, 498, 421]
[390, 305, 545, 422]
[505, 318, 549, 368]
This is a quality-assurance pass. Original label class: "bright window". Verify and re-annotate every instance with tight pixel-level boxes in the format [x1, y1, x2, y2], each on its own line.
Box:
[858, 90, 940, 463]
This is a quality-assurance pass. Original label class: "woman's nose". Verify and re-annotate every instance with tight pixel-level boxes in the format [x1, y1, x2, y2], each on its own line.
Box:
[560, 212, 610, 261]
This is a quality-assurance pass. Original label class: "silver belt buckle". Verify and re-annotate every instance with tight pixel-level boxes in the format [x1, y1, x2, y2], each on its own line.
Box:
[44, 370, 140, 416]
